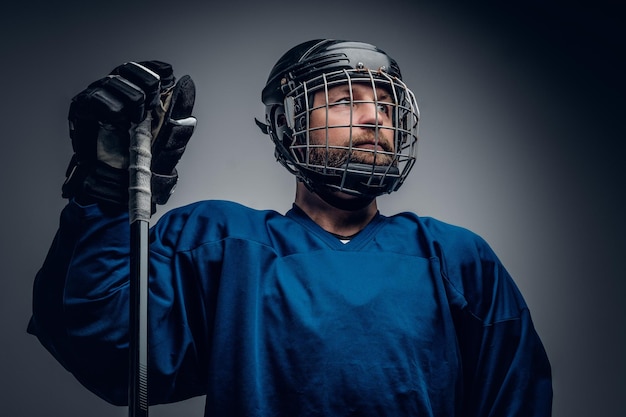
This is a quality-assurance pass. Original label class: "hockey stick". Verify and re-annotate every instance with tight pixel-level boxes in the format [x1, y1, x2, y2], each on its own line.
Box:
[128, 114, 153, 417]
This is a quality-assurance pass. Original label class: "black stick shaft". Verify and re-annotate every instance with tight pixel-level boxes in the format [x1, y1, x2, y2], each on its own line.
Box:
[129, 220, 149, 417]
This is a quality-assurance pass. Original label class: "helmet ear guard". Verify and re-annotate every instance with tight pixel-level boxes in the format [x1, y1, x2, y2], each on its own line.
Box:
[257, 39, 419, 199]
[256, 103, 302, 179]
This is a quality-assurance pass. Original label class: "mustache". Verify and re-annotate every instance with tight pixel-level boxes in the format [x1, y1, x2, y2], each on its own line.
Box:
[350, 132, 394, 153]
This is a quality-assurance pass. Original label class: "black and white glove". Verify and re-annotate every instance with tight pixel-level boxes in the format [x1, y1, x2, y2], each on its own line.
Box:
[61, 60, 196, 210]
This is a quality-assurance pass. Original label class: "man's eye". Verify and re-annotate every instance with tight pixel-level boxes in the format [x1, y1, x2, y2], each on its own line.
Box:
[332, 97, 352, 105]
[329, 98, 391, 115]
[377, 102, 391, 114]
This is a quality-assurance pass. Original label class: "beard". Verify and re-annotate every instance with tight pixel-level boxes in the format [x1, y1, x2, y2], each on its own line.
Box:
[306, 133, 395, 168]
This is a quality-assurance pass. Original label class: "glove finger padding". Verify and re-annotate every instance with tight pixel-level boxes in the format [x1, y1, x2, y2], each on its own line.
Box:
[150, 74, 197, 205]
[114, 61, 172, 112]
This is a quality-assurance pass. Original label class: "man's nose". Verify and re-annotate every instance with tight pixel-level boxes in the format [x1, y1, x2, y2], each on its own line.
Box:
[355, 100, 386, 127]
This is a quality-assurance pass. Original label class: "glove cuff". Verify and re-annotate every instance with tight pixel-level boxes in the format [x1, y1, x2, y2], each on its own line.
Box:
[63, 158, 129, 206]
[63, 155, 179, 209]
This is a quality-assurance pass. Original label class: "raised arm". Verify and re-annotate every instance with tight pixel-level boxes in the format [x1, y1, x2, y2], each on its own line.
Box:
[28, 61, 203, 405]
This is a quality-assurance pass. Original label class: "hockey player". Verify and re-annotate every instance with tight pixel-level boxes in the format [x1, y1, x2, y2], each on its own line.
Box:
[28, 39, 552, 416]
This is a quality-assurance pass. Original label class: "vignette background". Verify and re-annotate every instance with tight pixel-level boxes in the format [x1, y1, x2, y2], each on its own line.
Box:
[1, 1, 623, 416]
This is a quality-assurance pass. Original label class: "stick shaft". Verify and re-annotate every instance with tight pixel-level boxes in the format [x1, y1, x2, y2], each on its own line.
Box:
[129, 220, 149, 417]
[128, 116, 153, 417]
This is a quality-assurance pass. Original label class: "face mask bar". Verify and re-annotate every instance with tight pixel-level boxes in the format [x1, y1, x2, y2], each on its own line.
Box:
[282, 68, 419, 197]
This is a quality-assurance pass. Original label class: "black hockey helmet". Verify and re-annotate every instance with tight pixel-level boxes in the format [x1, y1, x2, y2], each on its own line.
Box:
[257, 39, 419, 199]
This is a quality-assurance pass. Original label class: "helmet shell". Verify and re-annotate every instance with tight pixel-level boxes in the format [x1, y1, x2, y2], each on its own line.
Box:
[262, 39, 402, 105]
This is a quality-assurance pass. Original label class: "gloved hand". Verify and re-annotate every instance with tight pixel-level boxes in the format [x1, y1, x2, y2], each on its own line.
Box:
[61, 60, 196, 210]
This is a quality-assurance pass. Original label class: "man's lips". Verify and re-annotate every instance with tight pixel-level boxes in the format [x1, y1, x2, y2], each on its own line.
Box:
[353, 140, 392, 152]
[356, 143, 384, 151]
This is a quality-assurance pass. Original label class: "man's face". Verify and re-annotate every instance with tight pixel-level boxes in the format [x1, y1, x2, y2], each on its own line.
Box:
[307, 82, 396, 168]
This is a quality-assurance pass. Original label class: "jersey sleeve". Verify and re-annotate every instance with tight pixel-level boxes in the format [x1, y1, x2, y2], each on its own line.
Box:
[432, 226, 553, 417]
[27, 200, 210, 406]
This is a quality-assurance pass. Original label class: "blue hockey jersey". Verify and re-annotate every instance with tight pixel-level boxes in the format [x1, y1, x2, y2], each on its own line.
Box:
[28, 199, 552, 416]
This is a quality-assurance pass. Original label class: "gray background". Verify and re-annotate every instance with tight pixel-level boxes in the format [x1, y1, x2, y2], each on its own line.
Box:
[1, 1, 623, 416]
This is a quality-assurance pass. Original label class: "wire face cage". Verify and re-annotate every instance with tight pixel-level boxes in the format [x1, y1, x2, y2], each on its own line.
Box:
[279, 68, 419, 197]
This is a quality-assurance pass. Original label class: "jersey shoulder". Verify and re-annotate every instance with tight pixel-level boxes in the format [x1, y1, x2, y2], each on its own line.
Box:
[151, 200, 286, 252]
[386, 211, 493, 258]
[387, 212, 526, 321]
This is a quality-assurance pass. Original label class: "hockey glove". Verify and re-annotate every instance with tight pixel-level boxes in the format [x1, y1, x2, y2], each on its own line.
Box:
[62, 60, 196, 210]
